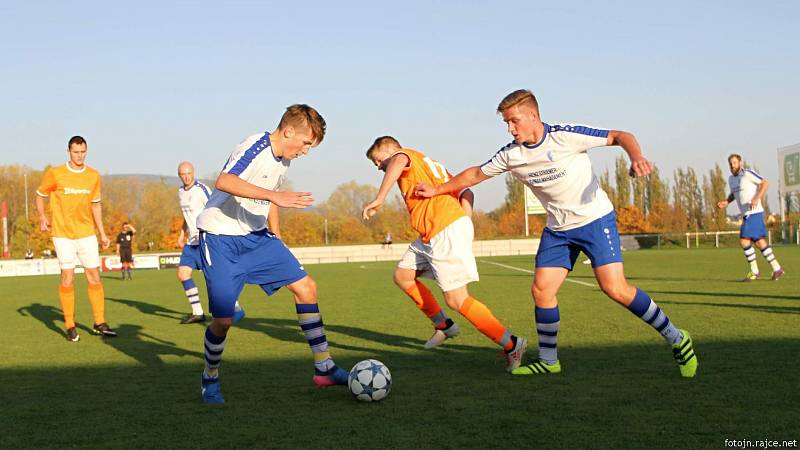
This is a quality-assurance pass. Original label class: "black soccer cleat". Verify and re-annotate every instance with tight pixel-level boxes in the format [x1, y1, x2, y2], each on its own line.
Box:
[92, 323, 118, 337]
[66, 326, 80, 342]
[180, 314, 207, 324]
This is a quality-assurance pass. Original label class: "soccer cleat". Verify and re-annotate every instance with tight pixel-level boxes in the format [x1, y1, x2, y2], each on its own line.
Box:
[742, 271, 759, 282]
[180, 314, 206, 324]
[92, 323, 118, 337]
[201, 375, 225, 404]
[672, 329, 698, 378]
[232, 306, 246, 324]
[65, 327, 80, 342]
[424, 322, 461, 349]
[503, 337, 528, 372]
[511, 359, 561, 375]
[312, 366, 349, 388]
[771, 269, 785, 281]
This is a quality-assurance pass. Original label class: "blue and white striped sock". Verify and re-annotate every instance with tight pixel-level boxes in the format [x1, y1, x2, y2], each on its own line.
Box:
[203, 327, 226, 379]
[181, 279, 204, 316]
[627, 288, 682, 345]
[759, 246, 781, 271]
[743, 245, 759, 274]
[296, 303, 336, 374]
[535, 306, 560, 364]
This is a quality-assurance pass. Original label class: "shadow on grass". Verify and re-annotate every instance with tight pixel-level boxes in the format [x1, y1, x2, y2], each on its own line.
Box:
[2, 339, 798, 449]
[658, 300, 800, 315]
[106, 297, 185, 320]
[16, 302, 65, 338]
[99, 323, 204, 365]
[649, 290, 800, 302]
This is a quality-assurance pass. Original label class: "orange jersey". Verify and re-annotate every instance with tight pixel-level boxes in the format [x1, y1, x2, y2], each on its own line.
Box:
[36, 163, 102, 239]
[394, 148, 465, 242]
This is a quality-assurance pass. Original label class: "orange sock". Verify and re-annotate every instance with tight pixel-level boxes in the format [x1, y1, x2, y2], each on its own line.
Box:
[403, 281, 445, 324]
[87, 282, 106, 325]
[58, 285, 76, 329]
[458, 296, 513, 350]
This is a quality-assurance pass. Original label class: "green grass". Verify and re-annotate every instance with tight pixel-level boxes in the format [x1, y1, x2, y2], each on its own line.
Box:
[3, 247, 799, 448]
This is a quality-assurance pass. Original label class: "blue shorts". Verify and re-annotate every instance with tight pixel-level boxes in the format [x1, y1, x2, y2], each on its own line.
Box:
[199, 229, 307, 318]
[535, 211, 624, 271]
[179, 244, 203, 270]
[740, 212, 767, 240]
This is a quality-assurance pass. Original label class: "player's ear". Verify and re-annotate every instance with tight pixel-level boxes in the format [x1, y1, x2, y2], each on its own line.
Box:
[283, 126, 295, 140]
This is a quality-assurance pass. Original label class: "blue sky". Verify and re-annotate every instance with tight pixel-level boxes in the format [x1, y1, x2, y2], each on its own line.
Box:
[1, 1, 798, 212]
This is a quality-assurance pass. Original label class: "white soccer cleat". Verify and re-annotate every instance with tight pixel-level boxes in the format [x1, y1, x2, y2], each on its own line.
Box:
[424, 323, 461, 349]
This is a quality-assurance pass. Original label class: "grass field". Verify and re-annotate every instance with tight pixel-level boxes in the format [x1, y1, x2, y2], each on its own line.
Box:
[3, 247, 799, 449]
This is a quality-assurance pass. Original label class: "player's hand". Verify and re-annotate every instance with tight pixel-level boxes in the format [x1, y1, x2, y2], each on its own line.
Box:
[362, 199, 383, 220]
[270, 191, 314, 209]
[717, 200, 728, 209]
[101, 236, 111, 250]
[39, 216, 50, 232]
[750, 199, 758, 211]
[414, 183, 437, 198]
[628, 156, 653, 177]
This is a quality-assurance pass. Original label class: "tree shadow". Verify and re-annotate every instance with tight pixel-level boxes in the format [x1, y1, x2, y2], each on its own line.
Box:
[106, 297, 185, 320]
[16, 302, 65, 338]
[100, 324, 203, 366]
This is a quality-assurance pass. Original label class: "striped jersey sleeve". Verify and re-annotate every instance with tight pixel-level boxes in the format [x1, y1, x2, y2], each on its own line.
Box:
[480, 143, 514, 177]
[550, 124, 609, 154]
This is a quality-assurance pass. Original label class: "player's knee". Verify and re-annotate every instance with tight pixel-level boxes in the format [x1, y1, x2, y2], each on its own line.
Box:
[176, 267, 191, 281]
[392, 270, 414, 290]
[600, 283, 627, 302]
[211, 318, 233, 334]
[292, 276, 317, 303]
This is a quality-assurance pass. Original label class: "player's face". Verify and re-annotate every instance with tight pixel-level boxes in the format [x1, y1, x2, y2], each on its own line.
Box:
[728, 158, 742, 175]
[67, 143, 87, 168]
[178, 166, 195, 187]
[282, 127, 317, 160]
[502, 103, 539, 145]
[370, 149, 391, 172]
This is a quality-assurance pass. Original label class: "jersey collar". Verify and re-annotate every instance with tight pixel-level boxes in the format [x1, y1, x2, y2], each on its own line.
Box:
[520, 123, 550, 149]
[65, 162, 86, 173]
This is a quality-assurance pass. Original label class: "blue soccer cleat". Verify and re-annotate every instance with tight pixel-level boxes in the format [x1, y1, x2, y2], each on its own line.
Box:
[233, 305, 246, 324]
[313, 366, 349, 388]
[201, 375, 225, 404]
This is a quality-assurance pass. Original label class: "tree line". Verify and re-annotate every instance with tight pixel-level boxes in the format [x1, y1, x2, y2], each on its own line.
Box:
[0, 160, 792, 258]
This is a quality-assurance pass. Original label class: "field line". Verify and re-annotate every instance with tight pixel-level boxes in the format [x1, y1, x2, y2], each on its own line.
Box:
[479, 260, 597, 288]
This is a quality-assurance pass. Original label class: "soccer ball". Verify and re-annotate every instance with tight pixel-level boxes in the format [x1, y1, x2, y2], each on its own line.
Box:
[348, 359, 392, 402]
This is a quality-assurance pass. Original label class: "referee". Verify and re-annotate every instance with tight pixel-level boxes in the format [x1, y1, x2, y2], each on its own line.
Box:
[116, 222, 136, 280]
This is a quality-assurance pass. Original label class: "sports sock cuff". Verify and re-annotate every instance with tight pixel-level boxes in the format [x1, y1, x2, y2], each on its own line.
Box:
[205, 327, 226, 345]
[535, 306, 560, 323]
[59, 285, 74, 293]
[88, 282, 103, 291]
[296, 303, 320, 314]
[458, 297, 475, 315]
[181, 279, 197, 290]
[627, 288, 651, 316]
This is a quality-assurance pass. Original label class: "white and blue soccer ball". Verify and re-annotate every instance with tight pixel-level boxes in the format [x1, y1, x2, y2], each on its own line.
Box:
[348, 359, 392, 402]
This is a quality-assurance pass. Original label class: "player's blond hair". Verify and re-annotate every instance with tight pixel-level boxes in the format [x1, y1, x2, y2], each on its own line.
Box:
[728, 153, 742, 163]
[278, 104, 327, 145]
[365, 136, 401, 160]
[497, 89, 539, 114]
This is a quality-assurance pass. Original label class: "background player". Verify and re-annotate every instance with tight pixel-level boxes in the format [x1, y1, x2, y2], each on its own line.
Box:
[416, 89, 698, 378]
[362, 136, 527, 372]
[717, 154, 784, 281]
[176, 161, 249, 324]
[35, 136, 117, 341]
[195, 104, 349, 403]
[115, 222, 136, 280]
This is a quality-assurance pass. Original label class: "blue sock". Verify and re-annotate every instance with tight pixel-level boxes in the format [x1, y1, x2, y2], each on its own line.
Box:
[296, 303, 336, 374]
[535, 306, 560, 364]
[627, 288, 682, 345]
[203, 326, 226, 379]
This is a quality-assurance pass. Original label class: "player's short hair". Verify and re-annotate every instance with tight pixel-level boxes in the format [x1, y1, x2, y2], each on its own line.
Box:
[497, 89, 539, 114]
[728, 153, 742, 163]
[365, 136, 401, 159]
[68, 136, 87, 149]
[278, 104, 327, 145]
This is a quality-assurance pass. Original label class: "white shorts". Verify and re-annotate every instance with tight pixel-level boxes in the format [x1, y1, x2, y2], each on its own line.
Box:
[397, 216, 479, 292]
[52, 235, 101, 270]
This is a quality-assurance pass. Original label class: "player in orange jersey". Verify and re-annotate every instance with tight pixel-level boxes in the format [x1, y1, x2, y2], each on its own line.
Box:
[362, 136, 527, 371]
[35, 136, 117, 342]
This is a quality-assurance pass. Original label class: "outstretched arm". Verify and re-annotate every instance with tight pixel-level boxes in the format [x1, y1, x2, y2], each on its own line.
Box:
[363, 153, 410, 220]
[216, 172, 313, 209]
[607, 130, 653, 177]
[415, 166, 491, 198]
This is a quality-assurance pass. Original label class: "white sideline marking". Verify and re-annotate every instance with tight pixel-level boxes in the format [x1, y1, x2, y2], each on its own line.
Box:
[479, 260, 597, 288]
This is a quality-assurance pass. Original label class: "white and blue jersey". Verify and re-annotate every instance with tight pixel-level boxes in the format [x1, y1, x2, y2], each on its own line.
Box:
[178, 181, 212, 245]
[728, 169, 765, 217]
[481, 123, 622, 270]
[197, 132, 289, 236]
[196, 132, 306, 318]
[481, 123, 614, 231]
